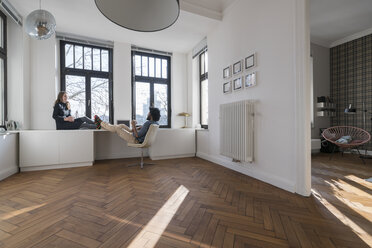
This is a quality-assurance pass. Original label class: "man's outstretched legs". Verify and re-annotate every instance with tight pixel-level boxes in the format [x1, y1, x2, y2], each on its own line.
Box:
[95, 116, 137, 143]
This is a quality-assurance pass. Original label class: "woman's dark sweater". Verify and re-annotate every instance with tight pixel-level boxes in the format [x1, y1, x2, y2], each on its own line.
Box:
[52, 102, 82, 130]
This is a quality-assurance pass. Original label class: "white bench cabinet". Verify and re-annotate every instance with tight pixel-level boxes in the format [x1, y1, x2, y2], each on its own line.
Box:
[20, 130, 94, 171]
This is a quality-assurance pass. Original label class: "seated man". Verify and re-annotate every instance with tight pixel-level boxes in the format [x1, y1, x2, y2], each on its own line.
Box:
[94, 107, 160, 143]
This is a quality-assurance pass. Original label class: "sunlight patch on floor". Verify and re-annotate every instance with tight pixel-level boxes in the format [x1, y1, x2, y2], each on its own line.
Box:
[0, 204, 46, 220]
[128, 185, 189, 248]
[323, 179, 372, 215]
[312, 189, 372, 246]
[345, 175, 372, 188]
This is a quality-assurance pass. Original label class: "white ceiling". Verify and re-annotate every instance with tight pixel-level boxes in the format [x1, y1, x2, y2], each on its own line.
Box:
[8, 0, 234, 53]
[182, 0, 235, 13]
[8, 0, 372, 51]
[310, 0, 372, 47]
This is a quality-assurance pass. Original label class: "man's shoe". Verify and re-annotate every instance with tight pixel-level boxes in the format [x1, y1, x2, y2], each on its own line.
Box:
[94, 115, 102, 129]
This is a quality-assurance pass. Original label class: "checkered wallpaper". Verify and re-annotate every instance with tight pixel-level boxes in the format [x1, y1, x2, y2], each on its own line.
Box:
[331, 34, 372, 148]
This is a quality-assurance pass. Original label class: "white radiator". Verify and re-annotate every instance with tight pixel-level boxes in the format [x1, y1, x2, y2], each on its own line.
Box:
[220, 100, 255, 162]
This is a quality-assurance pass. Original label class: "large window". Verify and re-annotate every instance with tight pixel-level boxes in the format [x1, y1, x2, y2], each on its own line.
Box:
[60, 41, 113, 123]
[132, 51, 171, 127]
[200, 50, 208, 129]
[0, 11, 6, 129]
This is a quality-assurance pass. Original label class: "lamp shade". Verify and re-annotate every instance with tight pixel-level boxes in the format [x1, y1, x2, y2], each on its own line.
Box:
[178, 112, 191, 117]
[95, 0, 180, 32]
[24, 9, 56, 40]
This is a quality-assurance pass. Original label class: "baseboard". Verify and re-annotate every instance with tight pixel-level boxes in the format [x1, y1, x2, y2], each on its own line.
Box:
[350, 149, 372, 156]
[150, 154, 195, 160]
[20, 162, 93, 172]
[95, 153, 144, 160]
[0, 166, 19, 181]
[196, 152, 296, 193]
[311, 149, 320, 154]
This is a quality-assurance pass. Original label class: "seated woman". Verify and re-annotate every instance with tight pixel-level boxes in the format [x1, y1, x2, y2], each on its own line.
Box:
[95, 107, 160, 144]
[52, 91, 97, 130]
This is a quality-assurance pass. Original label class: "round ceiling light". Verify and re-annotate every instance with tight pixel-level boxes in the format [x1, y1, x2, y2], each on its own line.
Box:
[24, 9, 56, 40]
[95, 0, 180, 32]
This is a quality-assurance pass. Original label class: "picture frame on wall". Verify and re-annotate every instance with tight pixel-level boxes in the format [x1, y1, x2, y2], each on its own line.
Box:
[245, 54, 255, 70]
[223, 66, 231, 79]
[245, 72, 257, 88]
[233, 77, 243, 91]
[233, 60, 242, 75]
[223, 81, 232, 94]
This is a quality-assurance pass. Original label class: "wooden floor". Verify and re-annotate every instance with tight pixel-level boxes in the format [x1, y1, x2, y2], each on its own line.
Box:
[0, 156, 370, 248]
[312, 153, 372, 248]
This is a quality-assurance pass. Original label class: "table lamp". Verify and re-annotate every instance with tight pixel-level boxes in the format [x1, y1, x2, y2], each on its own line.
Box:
[178, 112, 191, 128]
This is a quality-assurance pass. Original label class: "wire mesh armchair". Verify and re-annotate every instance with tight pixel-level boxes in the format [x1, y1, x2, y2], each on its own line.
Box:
[127, 124, 159, 169]
[322, 126, 371, 163]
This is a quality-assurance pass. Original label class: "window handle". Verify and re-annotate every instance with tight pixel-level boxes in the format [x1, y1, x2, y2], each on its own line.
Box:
[88, 100, 91, 106]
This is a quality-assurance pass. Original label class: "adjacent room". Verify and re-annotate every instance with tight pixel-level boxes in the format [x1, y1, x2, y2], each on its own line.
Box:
[0, 0, 370, 247]
[310, 0, 372, 247]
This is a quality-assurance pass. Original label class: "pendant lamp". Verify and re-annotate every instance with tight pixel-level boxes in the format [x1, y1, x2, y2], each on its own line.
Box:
[24, 0, 56, 40]
[95, 0, 180, 32]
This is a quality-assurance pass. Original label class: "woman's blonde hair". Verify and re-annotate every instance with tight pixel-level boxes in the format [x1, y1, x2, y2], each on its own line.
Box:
[54, 91, 70, 109]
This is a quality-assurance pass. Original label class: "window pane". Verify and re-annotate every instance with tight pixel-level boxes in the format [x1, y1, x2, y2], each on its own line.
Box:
[91, 77, 109, 122]
[155, 58, 161, 78]
[201, 53, 205, 75]
[84, 47, 92, 70]
[201, 79, 208, 126]
[101, 50, 109, 72]
[162, 59, 167, 79]
[149, 57, 155, 77]
[205, 52, 208, 73]
[142, 56, 148, 77]
[65, 75, 86, 117]
[93, 48, 101, 71]
[135, 82, 150, 125]
[0, 58, 4, 126]
[135, 55, 141, 76]
[65, 44, 74, 68]
[74, 46, 83, 69]
[154, 83, 168, 126]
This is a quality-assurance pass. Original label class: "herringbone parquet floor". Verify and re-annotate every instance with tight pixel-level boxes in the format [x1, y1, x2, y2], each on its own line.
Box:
[0, 156, 370, 247]
[312, 153, 372, 248]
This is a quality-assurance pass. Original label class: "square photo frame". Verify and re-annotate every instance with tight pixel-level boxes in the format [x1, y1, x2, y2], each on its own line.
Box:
[223, 66, 231, 79]
[233, 77, 243, 91]
[223, 81, 232, 94]
[233, 60, 242, 75]
[245, 54, 255, 70]
[244, 72, 257, 88]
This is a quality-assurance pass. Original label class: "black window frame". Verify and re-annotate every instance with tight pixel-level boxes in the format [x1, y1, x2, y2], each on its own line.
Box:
[60, 40, 114, 123]
[0, 11, 6, 130]
[131, 51, 171, 128]
[199, 50, 208, 129]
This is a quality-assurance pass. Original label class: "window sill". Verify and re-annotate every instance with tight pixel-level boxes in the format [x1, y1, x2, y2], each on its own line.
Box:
[196, 128, 208, 131]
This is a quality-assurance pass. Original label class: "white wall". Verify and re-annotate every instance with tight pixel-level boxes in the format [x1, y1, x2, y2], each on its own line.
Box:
[187, 52, 200, 128]
[1, 20, 29, 181]
[172, 53, 188, 128]
[29, 37, 57, 129]
[311, 43, 330, 138]
[113, 41, 132, 123]
[196, 0, 310, 194]
[7, 20, 30, 129]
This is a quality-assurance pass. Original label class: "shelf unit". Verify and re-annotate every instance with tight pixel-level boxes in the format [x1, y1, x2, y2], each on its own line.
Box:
[316, 101, 336, 117]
